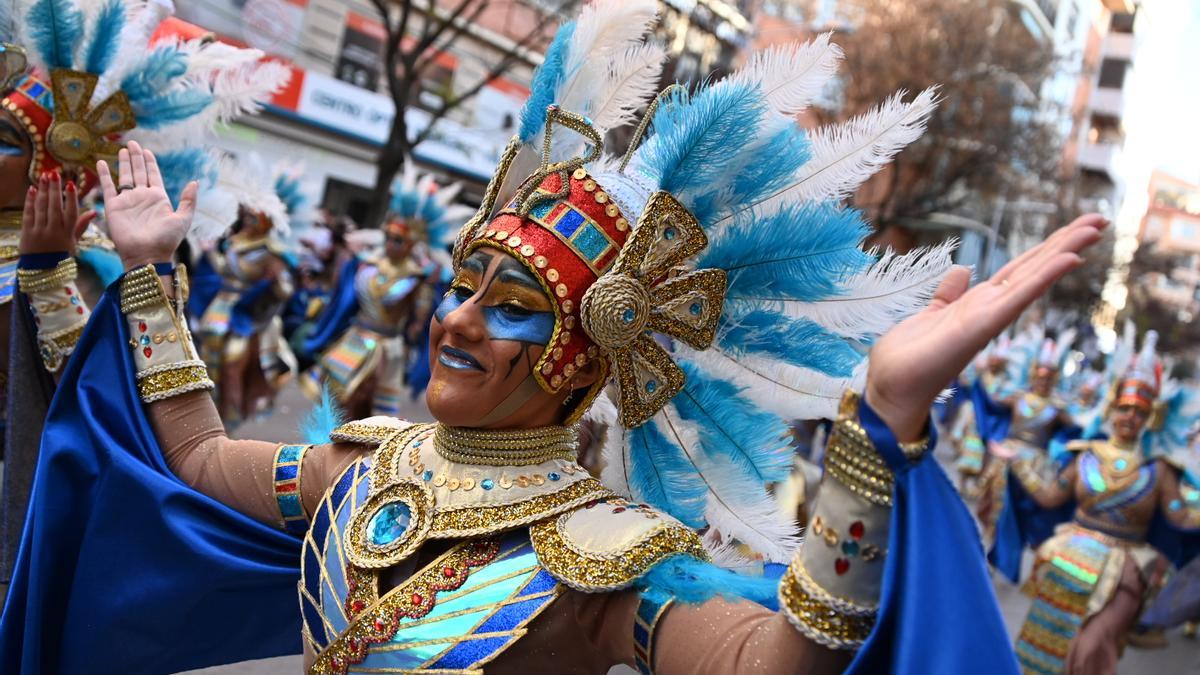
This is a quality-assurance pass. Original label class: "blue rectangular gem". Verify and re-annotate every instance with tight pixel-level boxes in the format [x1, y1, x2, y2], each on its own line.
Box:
[573, 223, 611, 261]
[26, 81, 44, 97]
[633, 621, 650, 647]
[554, 209, 585, 237]
[278, 493, 302, 518]
[278, 445, 303, 463]
[274, 464, 299, 481]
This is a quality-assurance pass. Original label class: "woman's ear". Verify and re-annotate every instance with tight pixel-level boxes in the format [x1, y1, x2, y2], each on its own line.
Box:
[567, 357, 605, 391]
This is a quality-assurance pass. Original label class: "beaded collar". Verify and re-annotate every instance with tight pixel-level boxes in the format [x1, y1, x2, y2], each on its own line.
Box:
[344, 422, 613, 568]
[432, 423, 578, 466]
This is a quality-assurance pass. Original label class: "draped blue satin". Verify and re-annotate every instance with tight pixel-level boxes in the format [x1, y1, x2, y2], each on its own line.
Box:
[229, 279, 276, 336]
[186, 252, 223, 321]
[988, 464, 1074, 583]
[850, 401, 1019, 675]
[970, 377, 1011, 443]
[302, 256, 360, 358]
[0, 286, 303, 674]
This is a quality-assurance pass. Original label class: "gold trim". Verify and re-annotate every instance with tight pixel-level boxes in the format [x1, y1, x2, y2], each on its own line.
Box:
[136, 363, 214, 402]
[329, 421, 407, 446]
[779, 558, 876, 650]
[529, 509, 707, 592]
[431, 478, 613, 538]
[433, 423, 578, 466]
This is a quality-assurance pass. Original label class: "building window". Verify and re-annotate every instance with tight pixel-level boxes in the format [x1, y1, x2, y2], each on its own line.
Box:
[1098, 58, 1128, 89]
[1111, 12, 1136, 34]
[1088, 114, 1122, 145]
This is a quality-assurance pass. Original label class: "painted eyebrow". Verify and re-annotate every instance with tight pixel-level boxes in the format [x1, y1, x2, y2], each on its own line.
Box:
[0, 119, 24, 139]
[462, 250, 494, 274]
[496, 260, 543, 292]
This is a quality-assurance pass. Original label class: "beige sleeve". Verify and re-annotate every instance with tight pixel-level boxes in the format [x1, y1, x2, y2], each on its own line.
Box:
[148, 390, 368, 527]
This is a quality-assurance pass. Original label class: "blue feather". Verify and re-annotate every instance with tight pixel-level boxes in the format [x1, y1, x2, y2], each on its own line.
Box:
[83, 0, 125, 74]
[76, 246, 123, 287]
[673, 360, 792, 484]
[641, 555, 781, 607]
[121, 46, 189, 106]
[0, 0, 14, 44]
[27, 0, 84, 70]
[637, 83, 765, 205]
[716, 306, 863, 378]
[687, 123, 811, 227]
[155, 148, 216, 208]
[301, 386, 346, 445]
[275, 174, 307, 217]
[517, 21, 576, 142]
[629, 420, 707, 528]
[701, 202, 872, 304]
[389, 189, 420, 219]
[131, 89, 214, 129]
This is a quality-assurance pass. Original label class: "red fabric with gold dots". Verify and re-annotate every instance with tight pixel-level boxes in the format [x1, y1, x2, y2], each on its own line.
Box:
[470, 169, 631, 393]
[1, 74, 65, 185]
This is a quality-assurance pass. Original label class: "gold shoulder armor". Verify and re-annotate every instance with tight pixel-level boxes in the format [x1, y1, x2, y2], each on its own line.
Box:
[529, 497, 708, 592]
[329, 417, 414, 446]
[1065, 439, 1094, 453]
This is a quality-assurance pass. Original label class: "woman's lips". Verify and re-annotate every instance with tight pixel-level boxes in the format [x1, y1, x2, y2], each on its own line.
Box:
[438, 345, 484, 372]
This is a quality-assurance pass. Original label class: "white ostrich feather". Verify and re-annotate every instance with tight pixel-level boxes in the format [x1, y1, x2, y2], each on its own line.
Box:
[179, 39, 264, 79]
[593, 389, 635, 498]
[213, 154, 290, 236]
[587, 42, 667, 134]
[189, 183, 239, 245]
[561, 0, 658, 83]
[776, 241, 956, 340]
[679, 346, 867, 421]
[655, 406, 799, 562]
[733, 88, 939, 223]
[729, 33, 842, 117]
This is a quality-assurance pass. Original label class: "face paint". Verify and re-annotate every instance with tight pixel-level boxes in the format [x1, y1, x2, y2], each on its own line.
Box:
[433, 279, 556, 345]
[0, 118, 27, 156]
[0, 142, 21, 157]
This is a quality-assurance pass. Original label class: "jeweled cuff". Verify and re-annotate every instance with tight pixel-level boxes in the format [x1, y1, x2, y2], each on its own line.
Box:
[273, 444, 311, 535]
[19, 257, 90, 371]
[121, 264, 213, 402]
[633, 586, 674, 675]
[783, 390, 931, 650]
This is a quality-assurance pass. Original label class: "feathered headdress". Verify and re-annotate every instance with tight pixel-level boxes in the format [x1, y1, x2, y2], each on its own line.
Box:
[2, 0, 288, 199]
[386, 161, 473, 256]
[451, 3, 949, 562]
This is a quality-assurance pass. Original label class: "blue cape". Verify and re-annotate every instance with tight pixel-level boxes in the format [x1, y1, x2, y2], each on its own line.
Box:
[0, 284, 303, 674]
[970, 377, 1011, 443]
[186, 252, 223, 322]
[302, 256, 361, 358]
[849, 402, 1019, 674]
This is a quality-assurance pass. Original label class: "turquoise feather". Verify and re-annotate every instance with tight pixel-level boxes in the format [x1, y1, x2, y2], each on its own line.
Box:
[642, 555, 779, 606]
[83, 0, 125, 75]
[156, 148, 216, 208]
[131, 89, 214, 129]
[629, 420, 707, 529]
[716, 307, 862, 378]
[121, 46, 188, 106]
[518, 21, 576, 142]
[27, 0, 84, 70]
[301, 386, 346, 445]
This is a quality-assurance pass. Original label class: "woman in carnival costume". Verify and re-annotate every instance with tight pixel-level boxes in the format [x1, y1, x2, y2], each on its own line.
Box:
[949, 335, 1014, 493]
[301, 164, 469, 418]
[975, 330, 1082, 576]
[0, 0, 286, 585]
[0, 3, 1107, 673]
[190, 161, 312, 424]
[1009, 331, 1200, 674]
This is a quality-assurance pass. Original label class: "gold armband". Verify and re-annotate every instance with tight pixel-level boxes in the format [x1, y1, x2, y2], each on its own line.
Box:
[121, 264, 212, 402]
[780, 557, 876, 649]
[17, 257, 78, 293]
[19, 258, 90, 371]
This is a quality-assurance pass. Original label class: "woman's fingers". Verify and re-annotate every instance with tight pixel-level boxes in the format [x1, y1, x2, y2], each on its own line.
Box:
[117, 148, 134, 189]
[990, 214, 1103, 285]
[97, 160, 118, 203]
[927, 265, 972, 310]
[46, 175, 64, 236]
[34, 175, 49, 230]
[21, 185, 36, 232]
[128, 141, 149, 187]
[144, 148, 165, 189]
[74, 211, 97, 242]
[63, 180, 79, 235]
[176, 180, 199, 225]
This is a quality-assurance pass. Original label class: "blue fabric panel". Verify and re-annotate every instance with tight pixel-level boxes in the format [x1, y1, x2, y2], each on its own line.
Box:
[18, 252, 69, 270]
[554, 208, 584, 237]
[471, 595, 551, 635]
[516, 569, 557, 597]
[430, 635, 509, 670]
[847, 400, 1020, 675]
[0, 285, 302, 674]
[573, 223, 610, 261]
[274, 464, 299, 481]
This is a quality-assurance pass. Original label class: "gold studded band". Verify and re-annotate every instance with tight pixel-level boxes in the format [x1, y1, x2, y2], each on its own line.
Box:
[432, 423, 579, 466]
[136, 360, 214, 403]
[779, 557, 877, 650]
[824, 411, 896, 507]
[17, 257, 78, 293]
[120, 264, 168, 314]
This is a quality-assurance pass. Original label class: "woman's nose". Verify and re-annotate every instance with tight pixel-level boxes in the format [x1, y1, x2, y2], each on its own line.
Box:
[439, 295, 487, 343]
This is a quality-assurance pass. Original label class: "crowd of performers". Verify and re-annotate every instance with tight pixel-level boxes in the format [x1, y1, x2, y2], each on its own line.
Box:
[0, 1, 1191, 675]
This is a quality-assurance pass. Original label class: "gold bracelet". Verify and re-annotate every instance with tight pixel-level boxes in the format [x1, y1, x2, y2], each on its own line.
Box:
[136, 360, 214, 402]
[17, 258, 78, 294]
[779, 557, 877, 649]
[120, 264, 168, 314]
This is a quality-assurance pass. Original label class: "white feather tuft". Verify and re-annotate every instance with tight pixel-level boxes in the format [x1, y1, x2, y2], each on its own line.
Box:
[561, 0, 658, 83]
[729, 33, 843, 117]
[778, 240, 956, 340]
[743, 88, 939, 219]
[95, 0, 173, 101]
[209, 154, 290, 236]
[587, 42, 667, 134]
[592, 390, 635, 498]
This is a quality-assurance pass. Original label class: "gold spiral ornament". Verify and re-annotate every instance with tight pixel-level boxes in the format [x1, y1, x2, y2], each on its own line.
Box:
[580, 272, 651, 350]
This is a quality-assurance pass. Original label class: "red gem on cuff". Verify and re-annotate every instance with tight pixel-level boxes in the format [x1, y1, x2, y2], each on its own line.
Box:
[849, 521, 865, 540]
[442, 566, 455, 578]
[143, 347, 153, 358]
[76, 306, 84, 314]
[138, 321, 147, 332]
[411, 593, 423, 605]
[64, 287, 72, 295]
[835, 558, 851, 576]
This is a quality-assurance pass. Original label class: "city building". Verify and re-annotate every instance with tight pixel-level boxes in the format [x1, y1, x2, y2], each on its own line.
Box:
[170, 0, 754, 225]
[1132, 171, 1200, 315]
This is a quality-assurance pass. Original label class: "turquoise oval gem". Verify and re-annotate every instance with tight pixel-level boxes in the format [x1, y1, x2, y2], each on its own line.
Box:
[481, 478, 495, 490]
[548, 472, 561, 482]
[841, 540, 860, 556]
[140, 335, 151, 345]
[367, 502, 411, 547]
[422, 470, 433, 481]
[689, 302, 701, 315]
[645, 380, 657, 393]
[1114, 458, 1127, 471]
[622, 308, 635, 323]
[664, 227, 677, 240]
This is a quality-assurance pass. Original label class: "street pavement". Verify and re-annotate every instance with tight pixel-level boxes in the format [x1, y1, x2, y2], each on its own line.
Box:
[183, 383, 1200, 674]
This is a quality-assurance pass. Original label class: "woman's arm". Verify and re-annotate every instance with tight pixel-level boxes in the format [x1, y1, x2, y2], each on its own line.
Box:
[1158, 460, 1200, 530]
[1012, 454, 1077, 509]
[99, 142, 368, 529]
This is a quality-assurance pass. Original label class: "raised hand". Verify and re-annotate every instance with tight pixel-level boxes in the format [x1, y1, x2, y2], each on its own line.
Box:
[865, 214, 1107, 441]
[19, 172, 97, 255]
[98, 140, 198, 271]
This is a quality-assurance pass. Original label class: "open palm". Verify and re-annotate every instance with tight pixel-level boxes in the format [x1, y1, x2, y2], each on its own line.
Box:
[97, 141, 197, 271]
[865, 215, 1106, 440]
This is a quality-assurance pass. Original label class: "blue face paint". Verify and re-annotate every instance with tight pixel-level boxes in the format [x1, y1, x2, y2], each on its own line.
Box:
[433, 287, 556, 346]
[0, 141, 23, 157]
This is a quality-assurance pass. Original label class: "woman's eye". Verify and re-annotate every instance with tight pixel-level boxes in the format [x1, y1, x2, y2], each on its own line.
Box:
[499, 302, 533, 316]
[451, 285, 474, 300]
